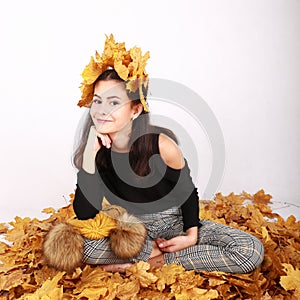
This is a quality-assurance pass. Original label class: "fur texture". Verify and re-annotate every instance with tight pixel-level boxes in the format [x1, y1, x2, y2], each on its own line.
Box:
[109, 212, 147, 258]
[42, 202, 147, 272]
[101, 202, 147, 258]
[42, 223, 84, 273]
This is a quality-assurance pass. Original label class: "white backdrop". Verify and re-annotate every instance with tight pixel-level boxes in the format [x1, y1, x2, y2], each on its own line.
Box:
[0, 0, 299, 222]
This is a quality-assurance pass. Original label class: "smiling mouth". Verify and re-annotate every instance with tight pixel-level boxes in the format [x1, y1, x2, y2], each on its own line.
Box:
[97, 119, 113, 122]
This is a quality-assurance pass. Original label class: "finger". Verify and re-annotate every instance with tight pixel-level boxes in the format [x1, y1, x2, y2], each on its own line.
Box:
[105, 135, 111, 148]
[99, 136, 106, 147]
[103, 137, 110, 148]
[158, 239, 172, 249]
[159, 245, 177, 253]
[156, 238, 165, 245]
[101, 135, 109, 148]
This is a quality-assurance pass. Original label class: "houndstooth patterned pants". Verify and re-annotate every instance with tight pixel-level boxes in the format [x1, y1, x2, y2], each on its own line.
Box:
[83, 207, 264, 273]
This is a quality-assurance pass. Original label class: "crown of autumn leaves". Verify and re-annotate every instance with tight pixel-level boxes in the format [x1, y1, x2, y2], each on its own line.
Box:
[77, 34, 150, 112]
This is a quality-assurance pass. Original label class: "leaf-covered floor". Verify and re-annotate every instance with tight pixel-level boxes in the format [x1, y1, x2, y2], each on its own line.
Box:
[0, 190, 299, 299]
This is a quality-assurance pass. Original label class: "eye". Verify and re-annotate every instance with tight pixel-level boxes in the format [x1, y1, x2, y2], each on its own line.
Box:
[92, 99, 102, 104]
[110, 101, 120, 106]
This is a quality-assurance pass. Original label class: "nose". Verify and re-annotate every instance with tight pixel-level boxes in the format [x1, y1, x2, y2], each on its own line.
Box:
[94, 101, 112, 116]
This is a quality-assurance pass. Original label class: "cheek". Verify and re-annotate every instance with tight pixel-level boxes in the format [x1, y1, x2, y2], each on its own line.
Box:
[89, 106, 96, 117]
[114, 110, 131, 123]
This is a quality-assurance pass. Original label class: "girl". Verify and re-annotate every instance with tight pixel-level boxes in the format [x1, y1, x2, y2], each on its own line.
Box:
[72, 37, 264, 273]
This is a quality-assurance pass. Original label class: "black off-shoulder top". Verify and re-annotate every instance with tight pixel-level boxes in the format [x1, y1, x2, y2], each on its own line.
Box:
[73, 133, 200, 231]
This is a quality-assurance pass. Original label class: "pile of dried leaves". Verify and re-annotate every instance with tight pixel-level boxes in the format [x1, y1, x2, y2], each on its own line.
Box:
[0, 189, 299, 299]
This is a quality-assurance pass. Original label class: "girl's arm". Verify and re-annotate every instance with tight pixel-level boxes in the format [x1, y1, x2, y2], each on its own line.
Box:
[157, 133, 199, 252]
[156, 226, 198, 253]
[82, 125, 111, 173]
[73, 126, 111, 219]
[158, 133, 185, 170]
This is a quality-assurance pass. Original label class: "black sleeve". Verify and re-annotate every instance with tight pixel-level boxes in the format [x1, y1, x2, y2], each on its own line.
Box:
[180, 187, 200, 231]
[73, 168, 104, 220]
[162, 158, 200, 231]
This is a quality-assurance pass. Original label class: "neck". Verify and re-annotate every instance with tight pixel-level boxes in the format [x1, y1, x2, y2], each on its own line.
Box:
[111, 139, 130, 153]
[109, 123, 132, 153]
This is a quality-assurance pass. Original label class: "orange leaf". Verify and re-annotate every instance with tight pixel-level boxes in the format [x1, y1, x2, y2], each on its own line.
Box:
[42, 207, 55, 215]
[68, 211, 116, 239]
[126, 261, 158, 287]
[81, 56, 102, 85]
[280, 264, 300, 294]
[253, 189, 272, 204]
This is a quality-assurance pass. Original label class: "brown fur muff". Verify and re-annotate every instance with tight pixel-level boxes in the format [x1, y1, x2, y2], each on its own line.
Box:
[100, 201, 147, 258]
[42, 201, 147, 272]
[42, 223, 83, 273]
[109, 212, 147, 258]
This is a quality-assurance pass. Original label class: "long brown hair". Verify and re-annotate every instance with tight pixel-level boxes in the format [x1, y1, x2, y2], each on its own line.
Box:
[72, 69, 178, 176]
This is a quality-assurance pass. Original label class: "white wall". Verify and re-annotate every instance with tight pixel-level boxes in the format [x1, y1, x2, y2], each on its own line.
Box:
[0, 0, 299, 222]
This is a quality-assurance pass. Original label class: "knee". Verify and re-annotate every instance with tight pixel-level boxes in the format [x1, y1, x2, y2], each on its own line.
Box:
[231, 235, 264, 273]
[249, 236, 264, 269]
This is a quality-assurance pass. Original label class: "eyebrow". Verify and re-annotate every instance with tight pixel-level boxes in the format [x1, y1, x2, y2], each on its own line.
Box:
[93, 94, 121, 100]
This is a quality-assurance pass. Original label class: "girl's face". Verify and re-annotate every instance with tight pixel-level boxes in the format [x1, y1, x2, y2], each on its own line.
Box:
[90, 80, 141, 135]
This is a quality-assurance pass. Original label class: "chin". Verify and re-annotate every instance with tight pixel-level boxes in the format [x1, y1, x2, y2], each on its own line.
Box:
[97, 129, 111, 134]
[94, 125, 111, 134]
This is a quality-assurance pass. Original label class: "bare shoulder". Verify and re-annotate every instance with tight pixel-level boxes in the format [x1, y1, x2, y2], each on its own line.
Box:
[158, 133, 185, 169]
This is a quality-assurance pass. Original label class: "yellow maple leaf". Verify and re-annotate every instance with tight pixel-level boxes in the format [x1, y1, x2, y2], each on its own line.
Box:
[253, 189, 272, 204]
[245, 204, 266, 232]
[208, 277, 226, 286]
[129, 48, 150, 77]
[171, 270, 205, 293]
[77, 287, 107, 300]
[68, 211, 116, 239]
[34, 266, 60, 286]
[102, 34, 127, 67]
[114, 59, 129, 80]
[19, 272, 64, 300]
[280, 263, 300, 294]
[0, 222, 8, 234]
[78, 34, 150, 112]
[115, 278, 140, 299]
[0, 269, 30, 291]
[81, 56, 103, 85]
[261, 226, 271, 242]
[78, 83, 94, 107]
[226, 192, 245, 205]
[1, 189, 300, 299]
[175, 288, 218, 300]
[155, 264, 185, 292]
[0, 239, 10, 255]
[42, 207, 55, 215]
[126, 261, 158, 287]
[199, 204, 213, 220]
[73, 265, 112, 294]
[285, 215, 299, 231]
[5, 216, 31, 243]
